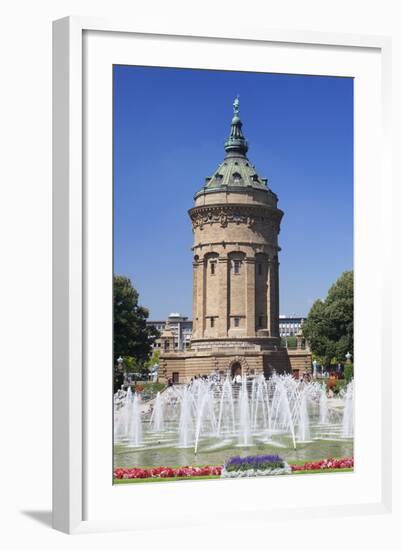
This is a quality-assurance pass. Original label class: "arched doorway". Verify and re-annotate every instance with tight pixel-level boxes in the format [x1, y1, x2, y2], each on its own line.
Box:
[228, 357, 249, 381]
[230, 361, 242, 379]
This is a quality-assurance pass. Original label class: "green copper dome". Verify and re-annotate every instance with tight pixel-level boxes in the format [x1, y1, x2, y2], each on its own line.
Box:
[195, 97, 272, 198]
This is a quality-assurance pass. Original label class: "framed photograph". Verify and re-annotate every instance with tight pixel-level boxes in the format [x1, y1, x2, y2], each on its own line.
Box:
[53, 17, 392, 534]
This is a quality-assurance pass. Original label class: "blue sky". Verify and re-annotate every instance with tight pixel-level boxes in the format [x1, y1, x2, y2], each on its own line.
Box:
[114, 66, 353, 320]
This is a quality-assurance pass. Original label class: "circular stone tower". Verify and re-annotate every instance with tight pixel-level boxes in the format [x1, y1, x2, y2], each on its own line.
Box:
[188, 98, 290, 377]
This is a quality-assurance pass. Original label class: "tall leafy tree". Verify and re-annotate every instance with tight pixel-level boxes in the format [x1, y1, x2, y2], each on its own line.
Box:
[113, 275, 158, 364]
[302, 271, 353, 366]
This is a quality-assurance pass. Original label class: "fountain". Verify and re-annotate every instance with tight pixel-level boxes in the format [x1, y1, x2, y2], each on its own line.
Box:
[216, 376, 236, 436]
[194, 389, 217, 453]
[296, 389, 311, 442]
[270, 378, 297, 449]
[178, 387, 194, 448]
[252, 374, 271, 433]
[238, 377, 252, 446]
[319, 383, 329, 424]
[342, 380, 354, 437]
[114, 373, 353, 457]
[150, 392, 164, 432]
[114, 386, 132, 440]
[127, 392, 143, 447]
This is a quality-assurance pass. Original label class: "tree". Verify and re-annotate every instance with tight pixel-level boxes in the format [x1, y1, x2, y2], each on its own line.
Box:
[145, 349, 161, 370]
[302, 271, 353, 366]
[113, 275, 159, 365]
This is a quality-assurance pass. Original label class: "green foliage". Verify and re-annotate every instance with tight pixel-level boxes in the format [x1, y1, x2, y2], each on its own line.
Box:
[302, 271, 353, 366]
[144, 350, 161, 370]
[141, 381, 166, 399]
[122, 356, 139, 372]
[114, 275, 159, 364]
[281, 336, 297, 349]
[315, 378, 346, 395]
[344, 363, 354, 383]
[113, 276, 160, 390]
[332, 379, 347, 395]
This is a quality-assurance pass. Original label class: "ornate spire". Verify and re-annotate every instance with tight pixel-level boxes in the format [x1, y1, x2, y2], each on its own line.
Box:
[224, 96, 249, 156]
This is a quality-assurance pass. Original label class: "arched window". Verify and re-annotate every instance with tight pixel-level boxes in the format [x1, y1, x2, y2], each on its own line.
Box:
[229, 251, 245, 275]
[205, 252, 219, 274]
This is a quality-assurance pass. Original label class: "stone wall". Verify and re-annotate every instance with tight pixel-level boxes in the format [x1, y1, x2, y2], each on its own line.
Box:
[287, 349, 312, 375]
[160, 348, 293, 384]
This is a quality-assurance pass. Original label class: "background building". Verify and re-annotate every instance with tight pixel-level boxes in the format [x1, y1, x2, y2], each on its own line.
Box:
[148, 313, 192, 351]
[149, 314, 307, 347]
[279, 315, 306, 338]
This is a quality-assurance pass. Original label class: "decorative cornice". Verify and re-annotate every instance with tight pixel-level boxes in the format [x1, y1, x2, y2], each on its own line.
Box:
[189, 203, 283, 231]
[192, 242, 281, 254]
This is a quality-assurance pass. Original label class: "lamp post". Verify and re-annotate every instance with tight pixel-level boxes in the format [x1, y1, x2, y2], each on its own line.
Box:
[152, 362, 159, 382]
[345, 352, 352, 364]
[116, 356, 126, 385]
[312, 360, 317, 379]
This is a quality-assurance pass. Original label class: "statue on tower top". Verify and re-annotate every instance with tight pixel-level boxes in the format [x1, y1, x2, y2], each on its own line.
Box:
[224, 95, 248, 155]
[233, 95, 240, 115]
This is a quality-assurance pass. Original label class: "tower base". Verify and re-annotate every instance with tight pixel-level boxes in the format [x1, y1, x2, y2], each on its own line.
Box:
[160, 344, 302, 384]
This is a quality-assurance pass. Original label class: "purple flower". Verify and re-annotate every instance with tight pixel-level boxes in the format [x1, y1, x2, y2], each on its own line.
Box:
[225, 454, 284, 472]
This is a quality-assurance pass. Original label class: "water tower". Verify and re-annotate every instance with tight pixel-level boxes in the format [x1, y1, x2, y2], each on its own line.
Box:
[161, 98, 292, 382]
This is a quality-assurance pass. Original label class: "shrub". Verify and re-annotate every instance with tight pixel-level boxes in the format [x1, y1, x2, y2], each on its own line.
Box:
[344, 363, 354, 383]
[141, 381, 166, 399]
[281, 337, 297, 349]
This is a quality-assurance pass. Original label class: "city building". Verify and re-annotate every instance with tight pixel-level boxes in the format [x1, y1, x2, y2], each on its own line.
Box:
[148, 313, 192, 351]
[158, 98, 311, 382]
[149, 314, 307, 347]
[279, 315, 306, 338]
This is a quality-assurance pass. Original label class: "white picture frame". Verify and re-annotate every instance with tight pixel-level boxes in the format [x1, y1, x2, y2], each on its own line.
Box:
[52, 16, 393, 534]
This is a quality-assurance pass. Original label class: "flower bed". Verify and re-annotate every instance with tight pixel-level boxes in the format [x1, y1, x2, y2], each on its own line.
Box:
[221, 454, 291, 478]
[291, 457, 354, 472]
[114, 457, 353, 481]
[114, 465, 222, 480]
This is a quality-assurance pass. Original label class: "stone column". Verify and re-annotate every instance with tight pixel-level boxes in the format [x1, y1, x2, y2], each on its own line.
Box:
[274, 257, 280, 337]
[245, 255, 256, 336]
[192, 260, 198, 338]
[195, 258, 205, 339]
[267, 257, 272, 336]
[268, 256, 280, 337]
[218, 256, 229, 337]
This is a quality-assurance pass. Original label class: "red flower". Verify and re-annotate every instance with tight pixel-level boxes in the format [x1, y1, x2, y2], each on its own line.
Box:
[159, 468, 174, 478]
[114, 464, 225, 479]
[291, 457, 354, 472]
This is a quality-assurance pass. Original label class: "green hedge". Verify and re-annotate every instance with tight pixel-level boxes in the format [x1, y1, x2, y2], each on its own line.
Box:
[344, 364, 354, 383]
